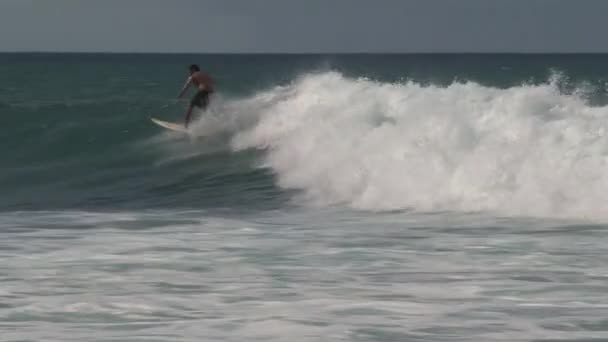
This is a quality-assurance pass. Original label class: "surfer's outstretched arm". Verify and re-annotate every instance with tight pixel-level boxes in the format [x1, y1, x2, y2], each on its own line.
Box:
[177, 77, 192, 98]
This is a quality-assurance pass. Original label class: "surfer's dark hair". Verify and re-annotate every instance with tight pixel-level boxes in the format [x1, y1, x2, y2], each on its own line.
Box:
[189, 64, 200, 72]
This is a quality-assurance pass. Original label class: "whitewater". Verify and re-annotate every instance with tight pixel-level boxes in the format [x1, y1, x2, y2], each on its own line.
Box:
[189, 71, 608, 220]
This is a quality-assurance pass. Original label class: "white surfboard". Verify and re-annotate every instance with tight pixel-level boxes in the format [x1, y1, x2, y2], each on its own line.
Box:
[150, 117, 189, 133]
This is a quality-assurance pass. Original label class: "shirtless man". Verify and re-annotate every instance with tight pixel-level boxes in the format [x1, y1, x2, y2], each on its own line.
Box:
[177, 64, 213, 128]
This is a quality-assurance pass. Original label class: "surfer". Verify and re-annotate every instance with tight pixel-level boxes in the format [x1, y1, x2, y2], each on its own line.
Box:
[177, 64, 213, 128]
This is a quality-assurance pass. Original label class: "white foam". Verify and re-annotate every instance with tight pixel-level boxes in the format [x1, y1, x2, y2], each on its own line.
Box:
[229, 71, 608, 219]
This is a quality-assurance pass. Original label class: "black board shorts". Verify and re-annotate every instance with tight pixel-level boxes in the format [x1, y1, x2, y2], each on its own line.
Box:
[191, 90, 211, 109]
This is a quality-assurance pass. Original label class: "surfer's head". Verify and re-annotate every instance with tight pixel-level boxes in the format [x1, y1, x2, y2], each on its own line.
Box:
[189, 64, 200, 74]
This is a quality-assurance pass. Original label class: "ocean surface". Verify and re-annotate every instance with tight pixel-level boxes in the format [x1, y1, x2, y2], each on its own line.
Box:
[2, 53, 608, 341]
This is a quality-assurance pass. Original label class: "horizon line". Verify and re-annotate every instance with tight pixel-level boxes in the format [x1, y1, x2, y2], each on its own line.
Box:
[3, 51, 608, 55]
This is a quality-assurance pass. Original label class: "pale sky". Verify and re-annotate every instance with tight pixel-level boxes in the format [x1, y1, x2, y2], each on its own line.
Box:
[1, 0, 607, 53]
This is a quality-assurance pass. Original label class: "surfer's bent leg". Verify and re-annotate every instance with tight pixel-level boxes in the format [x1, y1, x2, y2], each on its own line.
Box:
[184, 104, 194, 128]
[185, 91, 210, 128]
[185, 92, 201, 127]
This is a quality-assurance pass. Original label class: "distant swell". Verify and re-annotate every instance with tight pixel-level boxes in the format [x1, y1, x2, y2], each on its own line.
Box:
[224, 71, 608, 220]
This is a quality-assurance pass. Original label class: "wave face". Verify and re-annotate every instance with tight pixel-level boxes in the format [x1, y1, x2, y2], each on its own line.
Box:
[232, 72, 608, 219]
[3, 53, 608, 219]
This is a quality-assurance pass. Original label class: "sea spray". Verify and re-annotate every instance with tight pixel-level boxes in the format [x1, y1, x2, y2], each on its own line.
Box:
[231, 71, 608, 219]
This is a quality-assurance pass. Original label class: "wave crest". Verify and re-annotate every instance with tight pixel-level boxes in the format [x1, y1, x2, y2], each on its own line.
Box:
[227, 71, 608, 219]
